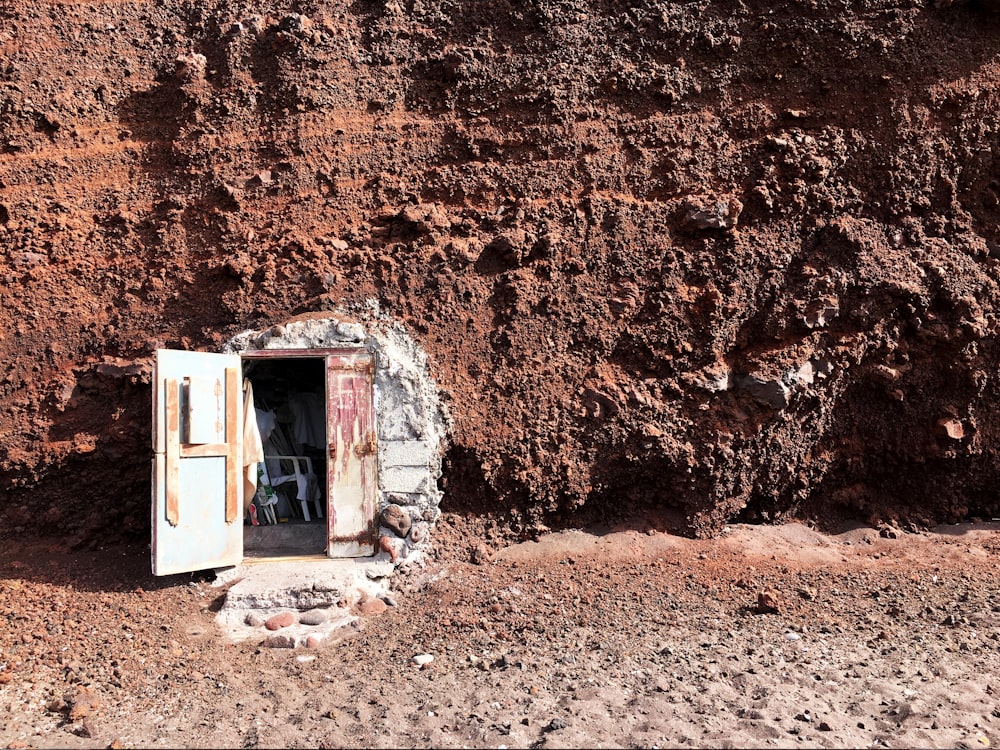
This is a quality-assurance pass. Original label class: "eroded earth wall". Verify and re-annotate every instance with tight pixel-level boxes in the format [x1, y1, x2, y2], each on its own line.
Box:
[3, 0, 1000, 545]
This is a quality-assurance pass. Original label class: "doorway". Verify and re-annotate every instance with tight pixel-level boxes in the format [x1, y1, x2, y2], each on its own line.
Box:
[242, 355, 328, 558]
[151, 347, 378, 576]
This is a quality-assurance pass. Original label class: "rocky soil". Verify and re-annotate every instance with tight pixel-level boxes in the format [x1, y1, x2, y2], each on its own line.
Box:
[0, 518, 998, 749]
[4, 1, 1000, 544]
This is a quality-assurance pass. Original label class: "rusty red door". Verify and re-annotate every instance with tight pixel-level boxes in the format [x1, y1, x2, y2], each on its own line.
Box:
[326, 351, 377, 557]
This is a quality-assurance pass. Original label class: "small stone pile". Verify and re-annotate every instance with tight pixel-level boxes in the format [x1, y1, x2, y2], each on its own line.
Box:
[241, 606, 354, 649]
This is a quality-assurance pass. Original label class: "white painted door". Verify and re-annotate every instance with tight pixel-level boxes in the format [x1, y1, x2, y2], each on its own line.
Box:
[152, 349, 243, 575]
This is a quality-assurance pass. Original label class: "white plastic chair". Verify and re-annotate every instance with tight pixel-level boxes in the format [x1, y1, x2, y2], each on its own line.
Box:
[264, 455, 324, 522]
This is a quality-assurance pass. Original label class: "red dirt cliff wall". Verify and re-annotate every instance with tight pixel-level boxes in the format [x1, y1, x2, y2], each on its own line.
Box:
[2, 0, 1000, 545]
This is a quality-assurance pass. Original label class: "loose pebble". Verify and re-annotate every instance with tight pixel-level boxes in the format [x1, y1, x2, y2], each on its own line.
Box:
[360, 598, 387, 615]
[265, 612, 296, 631]
[546, 717, 568, 732]
[299, 609, 329, 626]
[244, 613, 264, 628]
[757, 589, 780, 614]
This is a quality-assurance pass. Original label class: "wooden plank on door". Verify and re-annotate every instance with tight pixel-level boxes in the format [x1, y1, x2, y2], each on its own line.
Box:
[224, 366, 240, 523]
[164, 377, 181, 527]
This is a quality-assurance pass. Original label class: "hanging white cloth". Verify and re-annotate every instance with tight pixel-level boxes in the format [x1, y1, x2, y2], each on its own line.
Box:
[255, 407, 277, 443]
[242, 380, 265, 512]
[286, 391, 327, 451]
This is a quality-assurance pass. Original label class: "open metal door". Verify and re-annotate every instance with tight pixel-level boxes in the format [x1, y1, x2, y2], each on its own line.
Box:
[327, 351, 377, 557]
[152, 349, 243, 575]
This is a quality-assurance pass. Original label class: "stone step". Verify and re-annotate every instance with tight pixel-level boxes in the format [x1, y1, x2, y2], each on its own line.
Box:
[215, 558, 395, 611]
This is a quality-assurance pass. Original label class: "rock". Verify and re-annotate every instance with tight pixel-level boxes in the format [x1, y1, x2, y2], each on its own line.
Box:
[690, 363, 731, 393]
[39, 112, 62, 131]
[399, 204, 428, 226]
[379, 594, 398, 607]
[175, 52, 207, 80]
[264, 634, 296, 649]
[244, 612, 264, 627]
[393, 204, 448, 236]
[265, 612, 296, 631]
[379, 535, 401, 563]
[305, 635, 324, 649]
[798, 586, 817, 601]
[360, 598, 387, 615]
[817, 721, 832, 731]
[381, 504, 412, 537]
[471, 543, 494, 565]
[299, 609, 329, 626]
[247, 171, 273, 188]
[580, 387, 620, 419]
[787, 360, 817, 387]
[756, 589, 780, 614]
[936, 418, 965, 440]
[545, 717, 568, 732]
[485, 231, 527, 267]
[785, 632, 801, 641]
[67, 685, 101, 721]
[78, 717, 97, 739]
[412, 653, 434, 667]
[803, 297, 840, 329]
[609, 280, 641, 316]
[685, 197, 743, 231]
[279, 12, 312, 33]
[741, 375, 791, 409]
[409, 521, 429, 543]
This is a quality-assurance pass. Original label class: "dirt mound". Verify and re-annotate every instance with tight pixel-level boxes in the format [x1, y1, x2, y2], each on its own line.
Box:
[3, 1, 1000, 544]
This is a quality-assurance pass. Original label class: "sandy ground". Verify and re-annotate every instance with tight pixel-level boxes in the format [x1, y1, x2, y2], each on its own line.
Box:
[0, 516, 998, 749]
